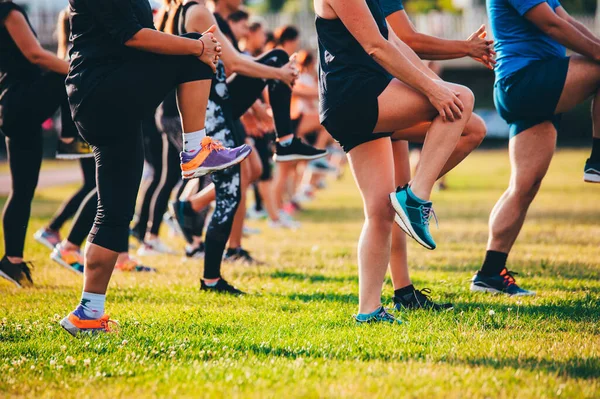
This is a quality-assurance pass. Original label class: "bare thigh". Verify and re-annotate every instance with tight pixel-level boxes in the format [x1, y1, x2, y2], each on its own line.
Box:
[390, 113, 483, 143]
[391, 140, 411, 186]
[374, 79, 471, 133]
[555, 55, 600, 114]
[347, 138, 395, 217]
[509, 122, 556, 187]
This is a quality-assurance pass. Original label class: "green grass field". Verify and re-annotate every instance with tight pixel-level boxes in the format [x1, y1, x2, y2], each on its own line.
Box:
[0, 149, 599, 398]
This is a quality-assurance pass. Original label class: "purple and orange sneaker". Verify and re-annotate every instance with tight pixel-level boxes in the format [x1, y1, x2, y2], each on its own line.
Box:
[180, 137, 251, 179]
[60, 305, 119, 337]
[34, 228, 61, 250]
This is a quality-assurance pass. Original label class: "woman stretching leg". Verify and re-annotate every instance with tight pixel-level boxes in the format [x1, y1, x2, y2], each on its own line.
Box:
[315, 0, 474, 322]
[60, 0, 248, 336]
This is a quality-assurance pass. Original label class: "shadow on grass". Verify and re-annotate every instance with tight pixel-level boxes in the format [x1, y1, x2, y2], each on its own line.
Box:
[270, 271, 357, 284]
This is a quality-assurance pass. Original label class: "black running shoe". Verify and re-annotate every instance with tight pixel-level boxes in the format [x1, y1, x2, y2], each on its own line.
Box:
[393, 288, 453, 311]
[170, 200, 195, 244]
[0, 256, 33, 288]
[200, 278, 244, 295]
[223, 247, 262, 265]
[274, 138, 327, 162]
[185, 242, 205, 259]
[470, 268, 536, 296]
[56, 138, 94, 160]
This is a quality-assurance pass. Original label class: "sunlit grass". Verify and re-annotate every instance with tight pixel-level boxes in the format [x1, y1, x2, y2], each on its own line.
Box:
[0, 149, 598, 398]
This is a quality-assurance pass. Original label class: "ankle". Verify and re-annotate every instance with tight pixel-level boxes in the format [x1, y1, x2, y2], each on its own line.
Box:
[408, 183, 431, 202]
[6, 256, 23, 264]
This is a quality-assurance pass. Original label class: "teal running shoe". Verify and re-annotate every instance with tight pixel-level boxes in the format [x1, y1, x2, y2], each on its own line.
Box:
[584, 159, 600, 183]
[390, 185, 437, 250]
[354, 306, 402, 324]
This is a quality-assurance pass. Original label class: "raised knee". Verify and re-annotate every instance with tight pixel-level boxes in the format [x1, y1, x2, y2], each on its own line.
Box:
[466, 115, 487, 146]
[459, 87, 475, 112]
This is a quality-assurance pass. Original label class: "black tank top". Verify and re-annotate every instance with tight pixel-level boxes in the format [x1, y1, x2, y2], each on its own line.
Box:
[316, 0, 392, 121]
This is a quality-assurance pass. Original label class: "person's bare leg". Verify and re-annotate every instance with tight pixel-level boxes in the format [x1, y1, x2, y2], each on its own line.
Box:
[258, 180, 279, 221]
[347, 138, 396, 314]
[83, 243, 118, 294]
[375, 80, 474, 201]
[189, 183, 216, 212]
[487, 122, 556, 253]
[389, 140, 411, 290]
[176, 80, 211, 132]
[393, 113, 487, 180]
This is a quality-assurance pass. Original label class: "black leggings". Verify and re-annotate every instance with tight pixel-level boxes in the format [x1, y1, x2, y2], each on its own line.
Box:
[67, 188, 98, 247]
[132, 116, 164, 238]
[72, 34, 213, 253]
[48, 158, 96, 232]
[1, 72, 76, 257]
[147, 132, 181, 236]
[204, 49, 291, 279]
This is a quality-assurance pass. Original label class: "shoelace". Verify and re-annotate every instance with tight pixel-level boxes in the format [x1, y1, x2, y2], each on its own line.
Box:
[500, 269, 518, 286]
[413, 288, 434, 306]
[201, 137, 225, 152]
[99, 317, 120, 333]
[421, 205, 439, 228]
[376, 308, 396, 322]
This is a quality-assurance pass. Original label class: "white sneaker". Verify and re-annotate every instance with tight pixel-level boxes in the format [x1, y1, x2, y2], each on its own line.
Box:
[246, 208, 268, 220]
[139, 238, 178, 255]
[136, 244, 160, 257]
[268, 218, 300, 230]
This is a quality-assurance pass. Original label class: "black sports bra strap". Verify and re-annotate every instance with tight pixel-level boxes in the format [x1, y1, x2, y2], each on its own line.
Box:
[178, 1, 201, 35]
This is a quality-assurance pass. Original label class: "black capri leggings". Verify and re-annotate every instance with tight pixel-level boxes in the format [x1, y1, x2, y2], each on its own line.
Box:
[47, 158, 96, 232]
[1, 71, 76, 257]
[72, 33, 213, 253]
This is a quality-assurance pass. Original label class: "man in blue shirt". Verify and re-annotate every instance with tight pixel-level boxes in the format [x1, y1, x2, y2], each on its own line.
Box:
[471, 0, 600, 295]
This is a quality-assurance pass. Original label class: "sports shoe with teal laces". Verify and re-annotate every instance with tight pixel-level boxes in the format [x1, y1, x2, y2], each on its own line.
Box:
[389, 185, 437, 250]
[354, 306, 402, 324]
[584, 158, 600, 183]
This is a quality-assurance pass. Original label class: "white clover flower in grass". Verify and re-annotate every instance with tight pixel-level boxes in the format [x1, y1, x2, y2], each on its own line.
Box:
[65, 356, 76, 366]
[60, 345, 67, 352]
[121, 340, 128, 346]
[49, 359, 56, 367]
[488, 310, 496, 316]
[83, 359, 91, 367]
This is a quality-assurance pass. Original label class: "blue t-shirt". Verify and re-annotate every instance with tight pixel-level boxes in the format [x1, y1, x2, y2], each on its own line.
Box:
[488, 0, 566, 81]
[380, 0, 404, 17]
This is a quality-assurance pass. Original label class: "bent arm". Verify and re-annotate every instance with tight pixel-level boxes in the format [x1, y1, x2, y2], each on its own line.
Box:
[4, 10, 69, 75]
[555, 6, 600, 46]
[125, 28, 204, 56]
[184, 5, 283, 80]
[525, 3, 600, 61]
[386, 10, 469, 60]
[330, 0, 437, 97]
[388, 28, 440, 79]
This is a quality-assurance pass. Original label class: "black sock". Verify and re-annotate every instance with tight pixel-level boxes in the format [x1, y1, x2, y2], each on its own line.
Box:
[394, 284, 415, 298]
[479, 250, 508, 276]
[590, 138, 600, 162]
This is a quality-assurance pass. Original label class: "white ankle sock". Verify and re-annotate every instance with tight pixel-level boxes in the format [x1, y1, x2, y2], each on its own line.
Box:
[80, 292, 105, 319]
[182, 129, 206, 153]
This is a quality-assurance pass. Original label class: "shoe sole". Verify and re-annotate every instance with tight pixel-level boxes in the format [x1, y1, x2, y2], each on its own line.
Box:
[182, 151, 251, 179]
[34, 234, 58, 251]
[56, 153, 95, 160]
[389, 193, 435, 250]
[60, 316, 80, 337]
[51, 252, 83, 275]
[274, 152, 328, 162]
[470, 283, 536, 296]
[584, 172, 600, 183]
[0, 270, 22, 288]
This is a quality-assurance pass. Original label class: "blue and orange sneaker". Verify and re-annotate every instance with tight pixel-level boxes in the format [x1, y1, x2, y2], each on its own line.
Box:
[115, 258, 156, 273]
[180, 137, 251, 179]
[51, 245, 84, 274]
[60, 306, 118, 337]
[390, 185, 437, 250]
[33, 228, 61, 250]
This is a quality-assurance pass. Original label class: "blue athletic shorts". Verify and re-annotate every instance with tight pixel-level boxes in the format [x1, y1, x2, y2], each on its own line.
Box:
[494, 56, 570, 138]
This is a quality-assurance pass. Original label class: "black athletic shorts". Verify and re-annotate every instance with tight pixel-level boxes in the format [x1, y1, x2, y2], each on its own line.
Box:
[321, 77, 392, 153]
